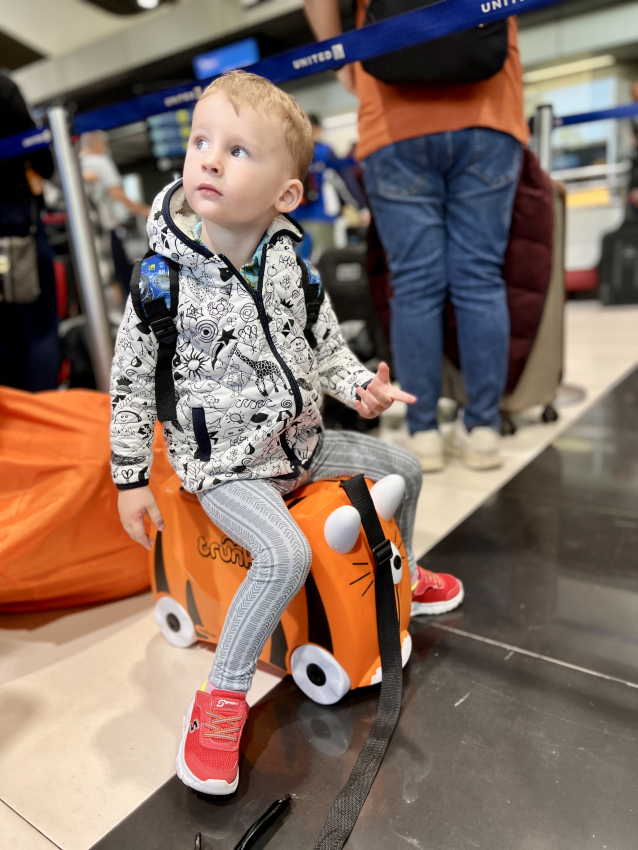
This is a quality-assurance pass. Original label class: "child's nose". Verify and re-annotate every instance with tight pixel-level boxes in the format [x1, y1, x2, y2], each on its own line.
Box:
[203, 151, 222, 175]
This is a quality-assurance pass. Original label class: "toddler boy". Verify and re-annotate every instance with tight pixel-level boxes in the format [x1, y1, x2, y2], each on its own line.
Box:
[111, 70, 463, 795]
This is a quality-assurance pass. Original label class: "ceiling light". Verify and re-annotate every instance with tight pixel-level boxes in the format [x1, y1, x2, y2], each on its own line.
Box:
[523, 55, 615, 84]
[137, 0, 160, 8]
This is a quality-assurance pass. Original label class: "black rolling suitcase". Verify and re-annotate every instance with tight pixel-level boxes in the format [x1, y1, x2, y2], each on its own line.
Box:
[599, 220, 638, 305]
[316, 245, 390, 431]
[316, 244, 390, 369]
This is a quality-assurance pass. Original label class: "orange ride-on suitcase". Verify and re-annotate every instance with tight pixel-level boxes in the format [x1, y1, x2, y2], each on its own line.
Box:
[150, 474, 412, 705]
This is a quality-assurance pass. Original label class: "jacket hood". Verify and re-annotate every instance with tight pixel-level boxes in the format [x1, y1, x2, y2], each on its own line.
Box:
[147, 179, 304, 270]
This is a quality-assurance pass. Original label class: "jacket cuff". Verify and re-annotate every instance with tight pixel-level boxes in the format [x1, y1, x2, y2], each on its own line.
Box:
[353, 377, 374, 402]
[116, 480, 150, 491]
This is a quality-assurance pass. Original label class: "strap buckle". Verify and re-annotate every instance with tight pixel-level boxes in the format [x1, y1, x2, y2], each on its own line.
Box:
[150, 315, 177, 344]
[372, 538, 392, 568]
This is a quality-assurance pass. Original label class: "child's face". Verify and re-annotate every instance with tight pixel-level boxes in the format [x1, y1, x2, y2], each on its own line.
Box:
[183, 92, 301, 233]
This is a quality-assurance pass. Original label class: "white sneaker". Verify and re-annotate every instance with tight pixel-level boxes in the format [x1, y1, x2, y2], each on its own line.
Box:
[407, 429, 444, 472]
[446, 418, 502, 470]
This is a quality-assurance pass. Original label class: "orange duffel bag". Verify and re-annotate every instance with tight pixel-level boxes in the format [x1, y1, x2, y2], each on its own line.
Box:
[0, 386, 172, 611]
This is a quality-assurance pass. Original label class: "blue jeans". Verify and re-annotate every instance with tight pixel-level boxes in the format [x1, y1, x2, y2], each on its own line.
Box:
[362, 129, 522, 433]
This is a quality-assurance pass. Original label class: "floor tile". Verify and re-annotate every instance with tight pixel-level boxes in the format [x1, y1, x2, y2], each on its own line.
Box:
[3, 300, 638, 850]
[0, 592, 153, 687]
[421, 368, 638, 685]
[0, 606, 279, 850]
[0, 801, 59, 850]
[412, 480, 491, 555]
[90, 626, 638, 850]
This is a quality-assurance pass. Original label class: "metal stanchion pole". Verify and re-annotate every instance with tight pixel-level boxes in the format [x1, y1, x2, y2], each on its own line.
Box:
[47, 105, 113, 392]
[534, 104, 555, 174]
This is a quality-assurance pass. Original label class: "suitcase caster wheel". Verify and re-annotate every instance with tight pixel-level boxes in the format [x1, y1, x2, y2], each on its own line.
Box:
[291, 644, 351, 705]
[501, 415, 516, 436]
[542, 405, 559, 424]
[154, 597, 197, 647]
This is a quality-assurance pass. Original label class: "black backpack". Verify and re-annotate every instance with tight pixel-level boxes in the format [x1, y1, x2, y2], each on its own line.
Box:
[361, 0, 508, 86]
[598, 220, 638, 306]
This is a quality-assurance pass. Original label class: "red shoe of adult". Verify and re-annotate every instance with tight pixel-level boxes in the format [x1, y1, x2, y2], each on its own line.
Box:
[175, 688, 248, 795]
[410, 565, 464, 616]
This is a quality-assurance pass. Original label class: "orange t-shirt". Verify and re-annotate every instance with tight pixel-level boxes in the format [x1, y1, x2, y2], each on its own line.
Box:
[355, 15, 529, 161]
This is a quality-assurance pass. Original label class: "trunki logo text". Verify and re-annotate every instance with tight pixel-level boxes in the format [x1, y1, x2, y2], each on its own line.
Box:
[293, 43, 345, 70]
[198, 535, 251, 569]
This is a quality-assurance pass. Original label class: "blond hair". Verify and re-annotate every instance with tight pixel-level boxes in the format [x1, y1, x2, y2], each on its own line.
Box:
[199, 70, 314, 180]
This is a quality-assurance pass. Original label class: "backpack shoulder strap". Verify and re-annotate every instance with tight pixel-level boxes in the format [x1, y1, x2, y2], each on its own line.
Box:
[297, 256, 325, 349]
[129, 252, 180, 423]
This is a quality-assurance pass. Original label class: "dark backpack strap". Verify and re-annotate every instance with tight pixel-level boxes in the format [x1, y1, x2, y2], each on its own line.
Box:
[298, 256, 325, 349]
[130, 254, 180, 423]
[129, 258, 148, 331]
[129, 249, 163, 329]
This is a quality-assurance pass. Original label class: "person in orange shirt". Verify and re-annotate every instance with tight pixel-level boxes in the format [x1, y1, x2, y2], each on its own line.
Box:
[304, 1, 529, 472]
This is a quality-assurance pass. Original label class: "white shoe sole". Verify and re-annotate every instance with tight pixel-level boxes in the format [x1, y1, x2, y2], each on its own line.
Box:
[446, 442, 502, 470]
[411, 581, 465, 617]
[175, 699, 239, 795]
[460, 453, 502, 470]
[418, 455, 445, 473]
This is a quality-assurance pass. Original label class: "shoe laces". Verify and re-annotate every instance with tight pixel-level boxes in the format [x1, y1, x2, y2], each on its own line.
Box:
[414, 567, 443, 593]
[203, 709, 244, 743]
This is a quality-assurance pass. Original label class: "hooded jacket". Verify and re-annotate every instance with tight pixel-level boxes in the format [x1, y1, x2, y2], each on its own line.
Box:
[110, 180, 375, 493]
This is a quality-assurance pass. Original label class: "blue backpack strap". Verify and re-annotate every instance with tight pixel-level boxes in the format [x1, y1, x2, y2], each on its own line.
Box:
[297, 256, 325, 348]
[129, 252, 180, 423]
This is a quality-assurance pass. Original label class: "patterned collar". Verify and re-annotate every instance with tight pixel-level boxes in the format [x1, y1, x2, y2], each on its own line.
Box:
[188, 221, 268, 290]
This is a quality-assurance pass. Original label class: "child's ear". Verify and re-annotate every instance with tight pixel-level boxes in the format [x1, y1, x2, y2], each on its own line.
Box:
[276, 179, 304, 214]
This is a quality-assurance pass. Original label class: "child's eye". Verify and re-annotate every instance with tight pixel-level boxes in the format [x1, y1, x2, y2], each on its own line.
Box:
[231, 147, 249, 159]
[195, 138, 210, 151]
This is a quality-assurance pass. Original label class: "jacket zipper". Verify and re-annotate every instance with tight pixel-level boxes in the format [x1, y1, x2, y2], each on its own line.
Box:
[161, 183, 304, 475]
[220, 249, 303, 476]
[219, 246, 303, 420]
[162, 182, 302, 416]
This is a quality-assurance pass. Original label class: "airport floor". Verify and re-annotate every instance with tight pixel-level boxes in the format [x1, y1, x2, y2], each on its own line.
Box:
[2, 300, 638, 850]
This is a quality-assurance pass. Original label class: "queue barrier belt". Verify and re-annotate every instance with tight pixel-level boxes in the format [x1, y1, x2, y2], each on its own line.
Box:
[0, 0, 577, 163]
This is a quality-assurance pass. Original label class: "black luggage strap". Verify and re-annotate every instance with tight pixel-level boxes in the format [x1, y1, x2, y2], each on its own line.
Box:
[129, 255, 180, 423]
[313, 474, 403, 850]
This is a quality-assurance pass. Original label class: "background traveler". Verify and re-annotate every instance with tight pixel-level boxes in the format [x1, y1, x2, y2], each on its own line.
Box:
[304, 0, 529, 472]
[295, 114, 340, 260]
[80, 130, 151, 303]
[0, 71, 60, 392]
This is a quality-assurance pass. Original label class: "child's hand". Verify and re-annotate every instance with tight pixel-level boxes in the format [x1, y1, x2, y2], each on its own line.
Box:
[118, 487, 165, 550]
[354, 362, 417, 420]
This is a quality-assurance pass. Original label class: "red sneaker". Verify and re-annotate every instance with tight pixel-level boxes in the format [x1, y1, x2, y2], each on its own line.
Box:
[175, 689, 248, 795]
[411, 565, 464, 616]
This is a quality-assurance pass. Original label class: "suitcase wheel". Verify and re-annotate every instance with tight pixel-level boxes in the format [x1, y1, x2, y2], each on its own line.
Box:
[501, 414, 517, 436]
[290, 644, 351, 705]
[541, 405, 559, 424]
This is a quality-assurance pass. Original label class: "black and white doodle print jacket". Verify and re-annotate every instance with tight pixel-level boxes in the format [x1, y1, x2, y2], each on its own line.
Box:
[110, 179, 375, 493]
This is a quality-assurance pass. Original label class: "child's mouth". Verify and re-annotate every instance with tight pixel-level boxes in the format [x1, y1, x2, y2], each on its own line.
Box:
[197, 184, 222, 197]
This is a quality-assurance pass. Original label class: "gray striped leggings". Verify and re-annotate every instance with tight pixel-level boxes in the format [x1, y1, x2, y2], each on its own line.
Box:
[198, 430, 422, 693]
